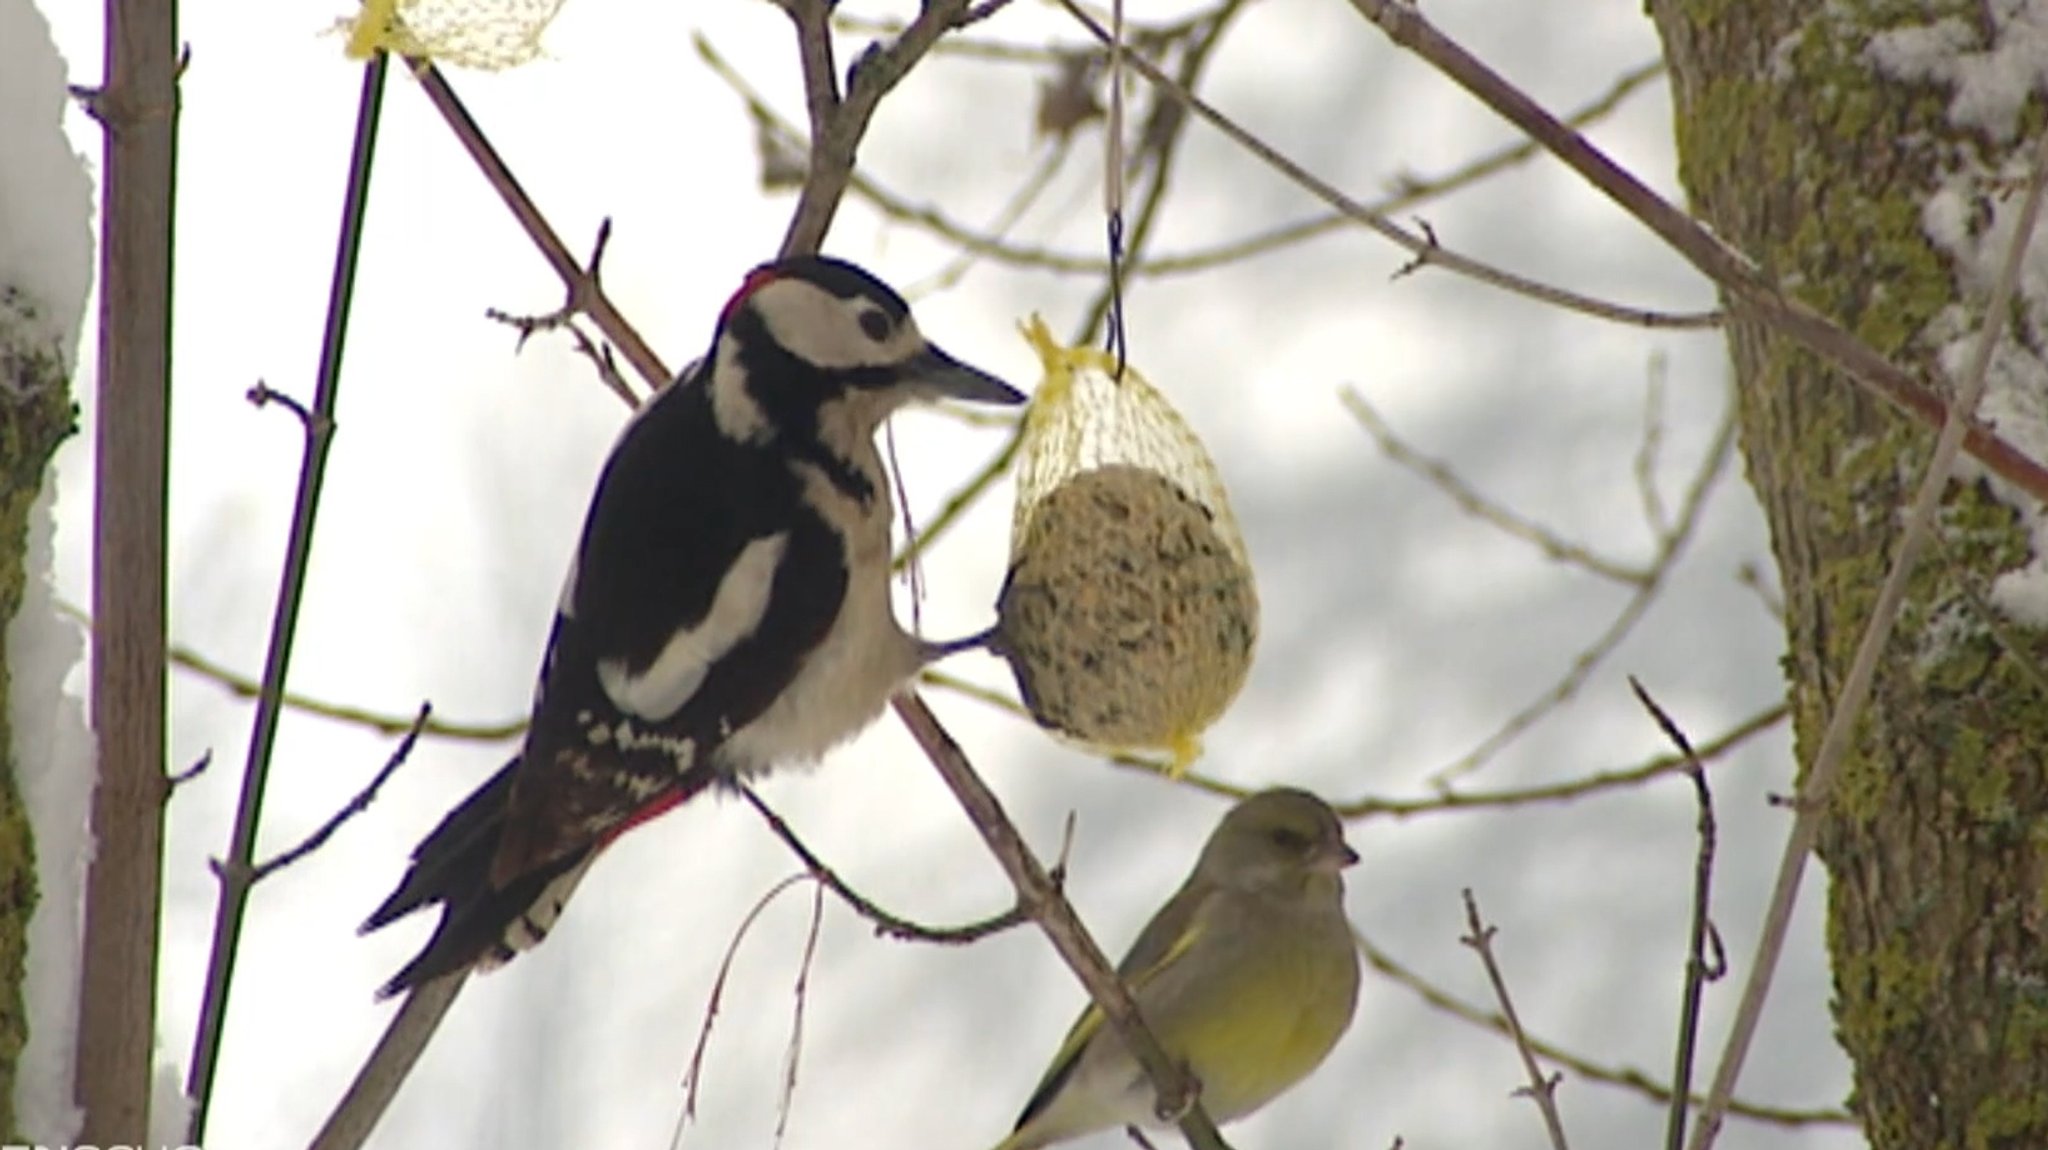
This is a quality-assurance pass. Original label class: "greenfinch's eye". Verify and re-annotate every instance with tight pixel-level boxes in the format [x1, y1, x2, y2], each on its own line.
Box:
[1268, 826, 1310, 851]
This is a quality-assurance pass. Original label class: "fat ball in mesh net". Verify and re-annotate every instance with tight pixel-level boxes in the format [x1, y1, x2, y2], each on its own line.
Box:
[985, 316, 1259, 770]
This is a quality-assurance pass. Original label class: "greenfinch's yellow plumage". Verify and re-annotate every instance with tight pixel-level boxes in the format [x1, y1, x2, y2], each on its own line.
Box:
[993, 788, 1361, 1150]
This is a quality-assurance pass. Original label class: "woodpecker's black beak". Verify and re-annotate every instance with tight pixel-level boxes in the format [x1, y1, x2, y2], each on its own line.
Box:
[906, 343, 1026, 405]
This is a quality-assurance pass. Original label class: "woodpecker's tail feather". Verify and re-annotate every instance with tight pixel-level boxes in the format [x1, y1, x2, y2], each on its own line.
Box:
[363, 756, 712, 999]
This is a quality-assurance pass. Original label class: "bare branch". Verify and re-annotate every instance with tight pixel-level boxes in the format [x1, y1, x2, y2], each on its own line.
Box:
[1345, 0, 2048, 506]
[308, 973, 468, 1150]
[777, 0, 981, 258]
[1340, 387, 1649, 585]
[1051, 0, 1723, 331]
[893, 693, 1233, 1149]
[1353, 926, 1851, 1127]
[1625, 679, 1723, 1150]
[484, 219, 643, 409]
[186, 58, 386, 1140]
[738, 785, 1035, 944]
[1430, 401, 1737, 788]
[1461, 891, 1572, 1150]
[700, 45, 1665, 283]
[774, 882, 826, 1149]
[1634, 354, 1673, 537]
[246, 379, 321, 435]
[58, 598, 528, 741]
[676, 875, 811, 1141]
[917, 670, 1789, 818]
[168, 751, 212, 789]
[409, 63, 673, 391]
[241, 704, 432, 883]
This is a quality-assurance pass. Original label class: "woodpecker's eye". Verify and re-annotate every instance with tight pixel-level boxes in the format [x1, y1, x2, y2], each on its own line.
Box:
[858, 309, 892, 342]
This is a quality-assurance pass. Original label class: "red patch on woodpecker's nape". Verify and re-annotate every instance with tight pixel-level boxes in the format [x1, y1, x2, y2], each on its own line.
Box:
[720, 264, 780, 325]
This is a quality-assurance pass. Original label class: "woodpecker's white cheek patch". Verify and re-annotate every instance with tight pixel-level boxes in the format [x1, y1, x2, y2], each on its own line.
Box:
[597, 532, 790, 721]
[752, 279, 922, 371]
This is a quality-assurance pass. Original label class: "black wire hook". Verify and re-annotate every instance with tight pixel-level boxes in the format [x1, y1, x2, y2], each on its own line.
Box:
[1105, 210, 1129, 383]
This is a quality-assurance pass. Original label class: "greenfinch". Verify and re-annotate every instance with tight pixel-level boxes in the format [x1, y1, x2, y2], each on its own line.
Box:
[993, 787, 1361, 1150]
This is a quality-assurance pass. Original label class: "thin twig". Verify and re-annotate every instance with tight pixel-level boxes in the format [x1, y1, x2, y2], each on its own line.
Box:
[1634, 354, 1672, 537]
[168, 751, 212, 789]
[241, 704, 432, 883]
[1461, 890, 1571, 1150]
[917, 669, 1788, 816]
[61, 597, 519, 738]
[893, 693, 1233, 1150]
[898, 0, 1245, 571]
[153, 623, 522, 740]
[676, 874, 812, 1142]
[186, 56, 388, 1141]
[1684, 116, 2048, 1150]
[1353, 927, 1850, 1127]
[1052, 0, 1722, 332]
[1340, 387, 1648, 584]
[738, 785, 1035, 944]
[773, 881, 827, 1150]
[1431, 400, 1737, 788]
[483, 219, 643, 408]
[705, 42, 1663, 282]
[307, 973, 468, 1150]
[1627, 679, 1724, 1150]
[1345, 0, 2048, 506]
[409, 62, 673, 389]
[827, 16, 1076, 64]
[246, 379, 319, 433]
[905, 136, 1076, 298]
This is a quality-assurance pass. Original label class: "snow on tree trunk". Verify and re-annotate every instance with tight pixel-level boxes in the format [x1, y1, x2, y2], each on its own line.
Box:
[1652, 0, 2048, 1145]
[0, 0, 96, 1140]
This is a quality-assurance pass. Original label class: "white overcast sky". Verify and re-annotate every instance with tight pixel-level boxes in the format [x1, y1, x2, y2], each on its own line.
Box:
[29, 0, 1876, 1148]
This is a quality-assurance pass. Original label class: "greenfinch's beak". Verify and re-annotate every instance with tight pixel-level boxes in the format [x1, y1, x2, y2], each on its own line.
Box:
[1313, 841, 1361, 875]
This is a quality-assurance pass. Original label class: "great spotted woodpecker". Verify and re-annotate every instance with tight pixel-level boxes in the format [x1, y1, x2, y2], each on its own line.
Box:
[363, 256, 1024, 997]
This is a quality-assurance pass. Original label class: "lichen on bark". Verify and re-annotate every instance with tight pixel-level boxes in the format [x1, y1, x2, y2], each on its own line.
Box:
[0, 286, 78, 1139]
[1651, 0, 2048, 1146]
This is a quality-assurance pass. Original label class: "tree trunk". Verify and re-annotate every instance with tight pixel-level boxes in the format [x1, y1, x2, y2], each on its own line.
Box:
[1650, 2, 2048, 1146]
[1, 292, 77, 1139]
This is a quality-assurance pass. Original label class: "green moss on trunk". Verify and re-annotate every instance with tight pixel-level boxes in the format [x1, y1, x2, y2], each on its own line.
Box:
[1, 288, 80, 1139]
[1652, 2, 2048, 1146]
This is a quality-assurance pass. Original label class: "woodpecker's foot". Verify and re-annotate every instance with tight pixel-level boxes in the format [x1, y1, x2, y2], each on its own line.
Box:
[921, 625, 999, 663]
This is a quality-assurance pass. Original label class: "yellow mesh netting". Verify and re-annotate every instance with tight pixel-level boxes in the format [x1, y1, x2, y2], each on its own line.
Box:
[991, 316, 1259, 771]
[341, 0, 566, 70]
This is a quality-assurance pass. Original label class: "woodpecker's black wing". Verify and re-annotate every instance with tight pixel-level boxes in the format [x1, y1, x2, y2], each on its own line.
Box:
[363, 370, 853, 992]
